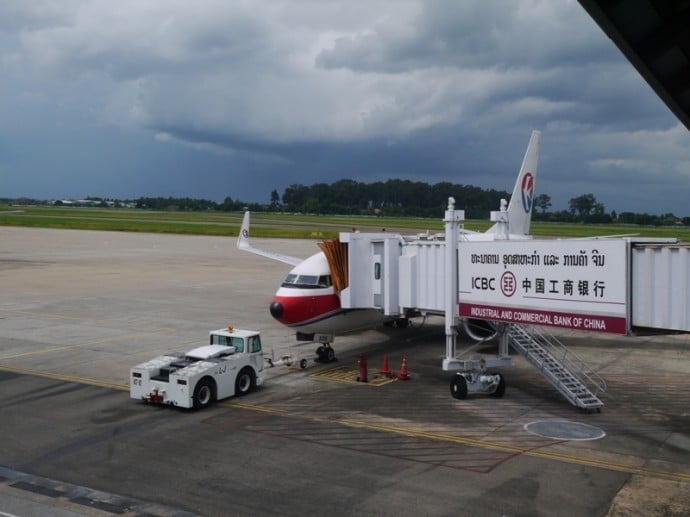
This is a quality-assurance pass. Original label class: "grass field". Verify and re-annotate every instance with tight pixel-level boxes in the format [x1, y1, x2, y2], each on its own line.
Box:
[2, 205, 690, 241]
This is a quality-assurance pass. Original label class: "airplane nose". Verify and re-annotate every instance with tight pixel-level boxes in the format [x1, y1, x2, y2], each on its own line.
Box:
[270, 301, 284, 318]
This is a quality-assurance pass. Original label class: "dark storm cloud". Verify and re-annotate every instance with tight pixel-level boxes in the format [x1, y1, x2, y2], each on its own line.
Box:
[316, 1, 611, 72]
[0, 0, 689, 214]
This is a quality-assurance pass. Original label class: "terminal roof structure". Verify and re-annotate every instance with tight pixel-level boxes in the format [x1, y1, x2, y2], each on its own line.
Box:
[579, 0, 690, 131]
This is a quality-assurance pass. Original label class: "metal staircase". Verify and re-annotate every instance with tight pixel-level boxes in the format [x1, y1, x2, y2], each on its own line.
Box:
[507, 324, 606, 410]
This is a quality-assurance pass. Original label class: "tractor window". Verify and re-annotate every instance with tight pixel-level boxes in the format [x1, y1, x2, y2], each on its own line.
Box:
[248, 335, 261, 353]
[211, 334, 227, 345]
[232, 337, 244, 353]
[211, 334, 244, 352]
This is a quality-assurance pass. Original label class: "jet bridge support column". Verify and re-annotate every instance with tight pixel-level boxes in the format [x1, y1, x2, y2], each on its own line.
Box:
[442, 197, 465, 371]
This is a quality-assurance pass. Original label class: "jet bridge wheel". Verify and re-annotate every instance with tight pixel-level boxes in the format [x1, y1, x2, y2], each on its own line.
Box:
[491, 373, 506, 398]
[193, 378, 215, 409]
[450, 374, 468, 400]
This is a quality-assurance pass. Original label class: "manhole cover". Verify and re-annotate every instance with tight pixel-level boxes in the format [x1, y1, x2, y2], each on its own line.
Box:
[524, 420, 606, 441]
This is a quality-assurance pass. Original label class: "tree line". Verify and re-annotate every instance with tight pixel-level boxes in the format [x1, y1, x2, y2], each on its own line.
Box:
[278, 179, 509, 218]
[533, 193, 689, 226]
[3, 182, 688, 226]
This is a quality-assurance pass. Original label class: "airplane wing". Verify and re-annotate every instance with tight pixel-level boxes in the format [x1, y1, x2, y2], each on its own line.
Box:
[236, 211, 303, 266]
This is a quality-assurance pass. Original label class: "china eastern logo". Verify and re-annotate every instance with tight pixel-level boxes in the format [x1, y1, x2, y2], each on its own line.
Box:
[521, 172, 534, 213]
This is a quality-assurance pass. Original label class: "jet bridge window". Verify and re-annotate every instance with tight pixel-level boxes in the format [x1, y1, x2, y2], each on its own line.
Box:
[281, 273, 332, 288]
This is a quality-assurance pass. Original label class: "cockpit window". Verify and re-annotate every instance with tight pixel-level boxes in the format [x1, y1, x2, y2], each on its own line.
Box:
[281, 273, 332, 288]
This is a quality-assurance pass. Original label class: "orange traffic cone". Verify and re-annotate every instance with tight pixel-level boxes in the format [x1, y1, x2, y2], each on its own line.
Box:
[379, 354, 392, 376]
[397, 354, 410, 380]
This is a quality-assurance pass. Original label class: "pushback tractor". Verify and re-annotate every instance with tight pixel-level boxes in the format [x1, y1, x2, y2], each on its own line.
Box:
[130, 326, 265, 409]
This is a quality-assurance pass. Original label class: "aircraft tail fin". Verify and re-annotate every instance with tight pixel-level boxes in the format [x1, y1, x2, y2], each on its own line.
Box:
[237, 211, 252, 251]
[487, 130, 540, 237]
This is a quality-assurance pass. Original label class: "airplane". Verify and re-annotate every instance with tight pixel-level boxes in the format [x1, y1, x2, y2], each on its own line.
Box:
[237, 131, 541, 360]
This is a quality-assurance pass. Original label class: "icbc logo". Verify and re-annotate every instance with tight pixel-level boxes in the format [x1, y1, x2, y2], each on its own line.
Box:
[472, 277, 495, 290]
[501, 271, 516, 297]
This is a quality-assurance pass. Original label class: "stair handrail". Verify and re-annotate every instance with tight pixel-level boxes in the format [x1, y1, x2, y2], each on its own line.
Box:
[508, 325, 607, 396]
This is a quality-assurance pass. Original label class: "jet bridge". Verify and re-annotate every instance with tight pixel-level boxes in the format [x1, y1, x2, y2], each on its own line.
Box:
[329, 201, 690, 409]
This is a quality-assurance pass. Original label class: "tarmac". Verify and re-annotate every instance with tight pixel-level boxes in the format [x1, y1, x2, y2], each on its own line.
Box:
[0, 226, 689, 516]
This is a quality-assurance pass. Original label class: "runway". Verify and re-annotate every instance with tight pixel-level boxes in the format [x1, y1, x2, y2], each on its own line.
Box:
[1, 227, 689, 516]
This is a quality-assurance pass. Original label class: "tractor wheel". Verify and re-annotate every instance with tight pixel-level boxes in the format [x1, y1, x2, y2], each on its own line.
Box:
[193, 378, 215, 409]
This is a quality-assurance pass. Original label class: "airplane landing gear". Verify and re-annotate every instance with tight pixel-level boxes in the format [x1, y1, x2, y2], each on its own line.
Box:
[315, 343, 336, 363]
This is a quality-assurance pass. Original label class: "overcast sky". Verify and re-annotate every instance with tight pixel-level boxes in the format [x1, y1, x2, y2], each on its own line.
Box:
[2, 1, 689, 215]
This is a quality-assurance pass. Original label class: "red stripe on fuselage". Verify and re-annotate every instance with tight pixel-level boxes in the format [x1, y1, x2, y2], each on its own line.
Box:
[271, 293, 341, 327]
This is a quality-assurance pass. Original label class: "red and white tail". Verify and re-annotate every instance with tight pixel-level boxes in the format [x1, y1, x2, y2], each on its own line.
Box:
[486, 130, 540, 237]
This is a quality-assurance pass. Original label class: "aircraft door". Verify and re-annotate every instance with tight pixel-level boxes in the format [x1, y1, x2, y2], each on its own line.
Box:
[373, 241, 384, 307]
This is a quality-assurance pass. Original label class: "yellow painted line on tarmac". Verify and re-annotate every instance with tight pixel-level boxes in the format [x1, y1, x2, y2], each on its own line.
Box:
[309, 366, 398, 386]
[229, 400, 690, 483]
[0, 328, 176, 360]
[4, 364, 688, 484]
[0, 363, 128, 392]
[339, 418, 690, 483]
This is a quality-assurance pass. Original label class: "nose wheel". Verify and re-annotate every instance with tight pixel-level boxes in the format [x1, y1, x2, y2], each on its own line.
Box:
[315, 343, 337, 363]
